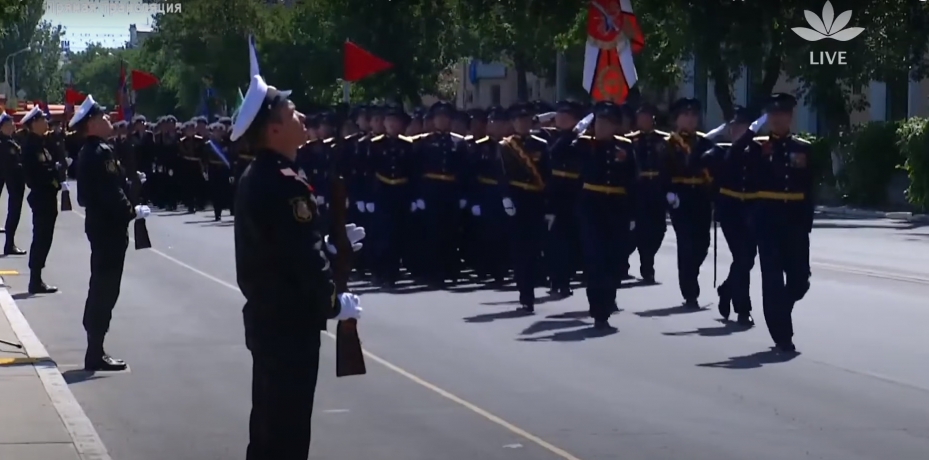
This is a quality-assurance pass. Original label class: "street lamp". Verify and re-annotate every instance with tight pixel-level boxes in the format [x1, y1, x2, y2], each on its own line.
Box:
[3, 47, 31, 102]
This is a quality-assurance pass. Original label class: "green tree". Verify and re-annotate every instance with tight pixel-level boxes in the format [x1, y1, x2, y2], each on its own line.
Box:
[64, 44, 132, 107]
[18, 21, 66, 102]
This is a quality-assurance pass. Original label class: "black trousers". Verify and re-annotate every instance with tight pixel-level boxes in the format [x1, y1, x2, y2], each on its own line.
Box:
[4, 177, 25, 245]
[82, 229, 129, 338]
[246, 335, 321, 460]
[27, 191, 58, 271]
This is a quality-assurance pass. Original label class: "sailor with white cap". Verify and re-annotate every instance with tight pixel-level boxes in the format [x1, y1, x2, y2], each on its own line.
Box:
[232, 74, 364, 460]
[0, 111, 26, 255]
[19, 104, 61, 294]
[71, 95, 151, 371]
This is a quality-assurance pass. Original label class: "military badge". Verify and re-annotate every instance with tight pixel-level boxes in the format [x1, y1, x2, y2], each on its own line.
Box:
[106, 160, 117, 173]
[291, 197, 313, 222]
[790, 152, 807, 168]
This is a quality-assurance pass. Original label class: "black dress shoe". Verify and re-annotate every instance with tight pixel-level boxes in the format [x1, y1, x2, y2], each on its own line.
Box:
[717, 286, 731, 320]
[593, 319, 612, 329]
[3, 246, 25, 255]
[736, 313, 754, 326]
[642, 276, 656, 284]
[775, 341, 796, 353]
[518, 304, 534, 314]
[85, 355, 127, 371]
[28, 282, 58, 294]
[683, 298, 700, 309]
[0, 227, 5, 233]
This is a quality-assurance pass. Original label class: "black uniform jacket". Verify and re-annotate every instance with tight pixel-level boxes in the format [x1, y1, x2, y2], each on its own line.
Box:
[235, 150, 340, 346]
[77, 136, 136, 233]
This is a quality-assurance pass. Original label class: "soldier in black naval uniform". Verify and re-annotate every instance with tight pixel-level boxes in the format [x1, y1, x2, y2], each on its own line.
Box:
[205, 122, 233, 220]
[232, 74, 364, 460]
[368, 103, 415, 285]
[466, 106, 510, 282]
[498, 101, 548, 312]
[666, 98, 716, 308]
[732, 93, 810, 352]
[573, 102, 636, 329]
[544, 100, 584, 296]
[72, 95, 151, 371]
[20, 105, 61, 293]
[705, 106, 757, 325]
[625, 104, 672, 283]
[0, 112, 26, 255]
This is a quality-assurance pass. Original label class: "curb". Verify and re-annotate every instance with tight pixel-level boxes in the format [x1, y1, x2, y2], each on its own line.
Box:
[815, 206, 929, 223]
[0, 276, 112, 460]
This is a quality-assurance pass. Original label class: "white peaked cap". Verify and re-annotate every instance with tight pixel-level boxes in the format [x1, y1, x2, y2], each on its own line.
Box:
[68, 95, 103, 128]
[21, 105, 43, 124]
[230, 74, 292, 142]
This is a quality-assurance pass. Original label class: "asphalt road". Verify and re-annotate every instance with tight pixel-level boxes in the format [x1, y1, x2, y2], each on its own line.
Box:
[2, 187, 929, 460]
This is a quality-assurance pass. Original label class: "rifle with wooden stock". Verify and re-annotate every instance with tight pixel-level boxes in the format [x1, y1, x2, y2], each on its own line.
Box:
[125, 139, 152, 250]
[330, 147, 365, 377]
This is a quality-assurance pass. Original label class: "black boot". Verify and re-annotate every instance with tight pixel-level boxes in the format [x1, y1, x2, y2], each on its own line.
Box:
[4, 241, 25, 255]
[84, 335, 127, 371]
[717, 283, 731, 320]
[28, 271, 57, 294]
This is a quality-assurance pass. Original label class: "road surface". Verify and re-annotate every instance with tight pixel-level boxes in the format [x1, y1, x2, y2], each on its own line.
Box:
[3, 190, 928, 460]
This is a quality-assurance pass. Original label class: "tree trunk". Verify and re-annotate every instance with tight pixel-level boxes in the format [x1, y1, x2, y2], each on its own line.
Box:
[513, 52, 529, 101]
[708, 61, 734, 121]
[750, 40, 783, 113]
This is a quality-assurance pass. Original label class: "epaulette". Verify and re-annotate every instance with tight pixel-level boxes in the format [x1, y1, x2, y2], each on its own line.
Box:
[450, 132, 466, 140]
[654, 129, 669, 136]
[614, 135, 633, 143]
[696, 131, 706, 137]
[474, 135, 491, 144]
[371, 134, 385, 142]
[464, 134, 473, 141]
[577, 134, 593, 140]
[530, 134, 548, 144]
[753, 135, 770, 143]
[542, 126, 557, 132]
[717, 142, 732, 148]
[397, 135, 414, 143]
[323, 137, 336, 144]
[625, 130, 641, 138]
[792, 136, 811, 144]
[344, 132, 361, 140]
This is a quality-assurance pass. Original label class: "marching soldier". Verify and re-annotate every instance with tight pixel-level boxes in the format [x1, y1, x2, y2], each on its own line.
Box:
[411, 101, 469, 286]
[368, 104, 415, 285]
[20, 105, 62, 294]
[0, 113, 26, 255]
[666, 98, 715, 308]
[626, 104, 672, 283]
[734, 93, 810, 352]
[706, 106, 756, 325]
[406, 108, 424, 136]
[544, 100, 584, 296]
[154, 116, 180, 210]
[467, 106, 510, 282]
[206, 122, 233, 220]
[179, 119, 208, 212]
[72, 95, 151, 371]
[573, 102, 636, 329]
[129, 115, 155, 204]
[498, 101, 548, 312]
[231, 73, 364, 460]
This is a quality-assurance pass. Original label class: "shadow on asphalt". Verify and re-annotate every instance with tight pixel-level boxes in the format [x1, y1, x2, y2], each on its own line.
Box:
[662, 319, 752, 337]
[462, 309, 533, 323]
[61, 368, 105, 384]
[519, 319, 588, 335]
[634, 304, 710, 318]
[696, 347, 800, 369]
[517, 325, 618, 342]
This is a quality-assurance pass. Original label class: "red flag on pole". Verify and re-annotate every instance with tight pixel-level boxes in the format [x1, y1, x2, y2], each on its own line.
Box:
[343, 41, 392, 82]
[131, 69, 159, 91]
[64, 88, 86, 105]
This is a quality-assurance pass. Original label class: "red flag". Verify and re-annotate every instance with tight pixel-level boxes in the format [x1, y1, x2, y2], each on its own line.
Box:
[131, 69, 159, 91]
[343, 41, 392, 82]
[64, 88, 86, 105]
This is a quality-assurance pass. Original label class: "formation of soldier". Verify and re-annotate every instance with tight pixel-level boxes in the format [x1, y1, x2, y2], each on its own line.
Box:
[0, 93, 812, 353]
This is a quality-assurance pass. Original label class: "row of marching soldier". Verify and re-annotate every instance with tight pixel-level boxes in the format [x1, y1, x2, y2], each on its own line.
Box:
[32, 92, 809, 356]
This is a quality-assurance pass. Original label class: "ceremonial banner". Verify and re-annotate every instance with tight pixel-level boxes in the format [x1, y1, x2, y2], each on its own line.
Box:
[582, 0, 644, 103]
[343, 41, 392, 82]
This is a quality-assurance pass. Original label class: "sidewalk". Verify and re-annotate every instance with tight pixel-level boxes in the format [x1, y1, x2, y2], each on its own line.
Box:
[0, 275, 110, 460]
[816, 204, 929, 222]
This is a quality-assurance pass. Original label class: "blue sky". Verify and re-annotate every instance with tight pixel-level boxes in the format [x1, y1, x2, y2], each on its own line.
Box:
[43, 0, 157, 52]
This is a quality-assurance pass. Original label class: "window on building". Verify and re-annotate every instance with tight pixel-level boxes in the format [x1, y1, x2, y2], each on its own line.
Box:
[491, 84, 501, 105]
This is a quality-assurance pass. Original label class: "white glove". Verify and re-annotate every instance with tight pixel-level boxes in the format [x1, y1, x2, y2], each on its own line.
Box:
[502, 197, 515, 216]
[356, 201, 366, 213]
[66, 157, 73, 166]
[345, 198, 349, 208]
[415, 199, 425, 210]
[459, 199, 467, 209]
[316, 196, 326, 206]
[324, 224, 366, 254]
[137, 172, 147, 183]
[228, 176, 234, 184]
[666, 192, 680, 209]
[61, 182, 69, 191]
[168, 169, 173, 176]
[750, 113, 768, 133]
[630, 221, 636, 231]
[334, 293, 362, 321]
[410, 201, 418, 212]
[544, 214, 555, 230]
[134, 205, 151, 220]
[202, 172, 208, 180]
[365, 202, 374, 213]
[470, 205, 481, 216]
